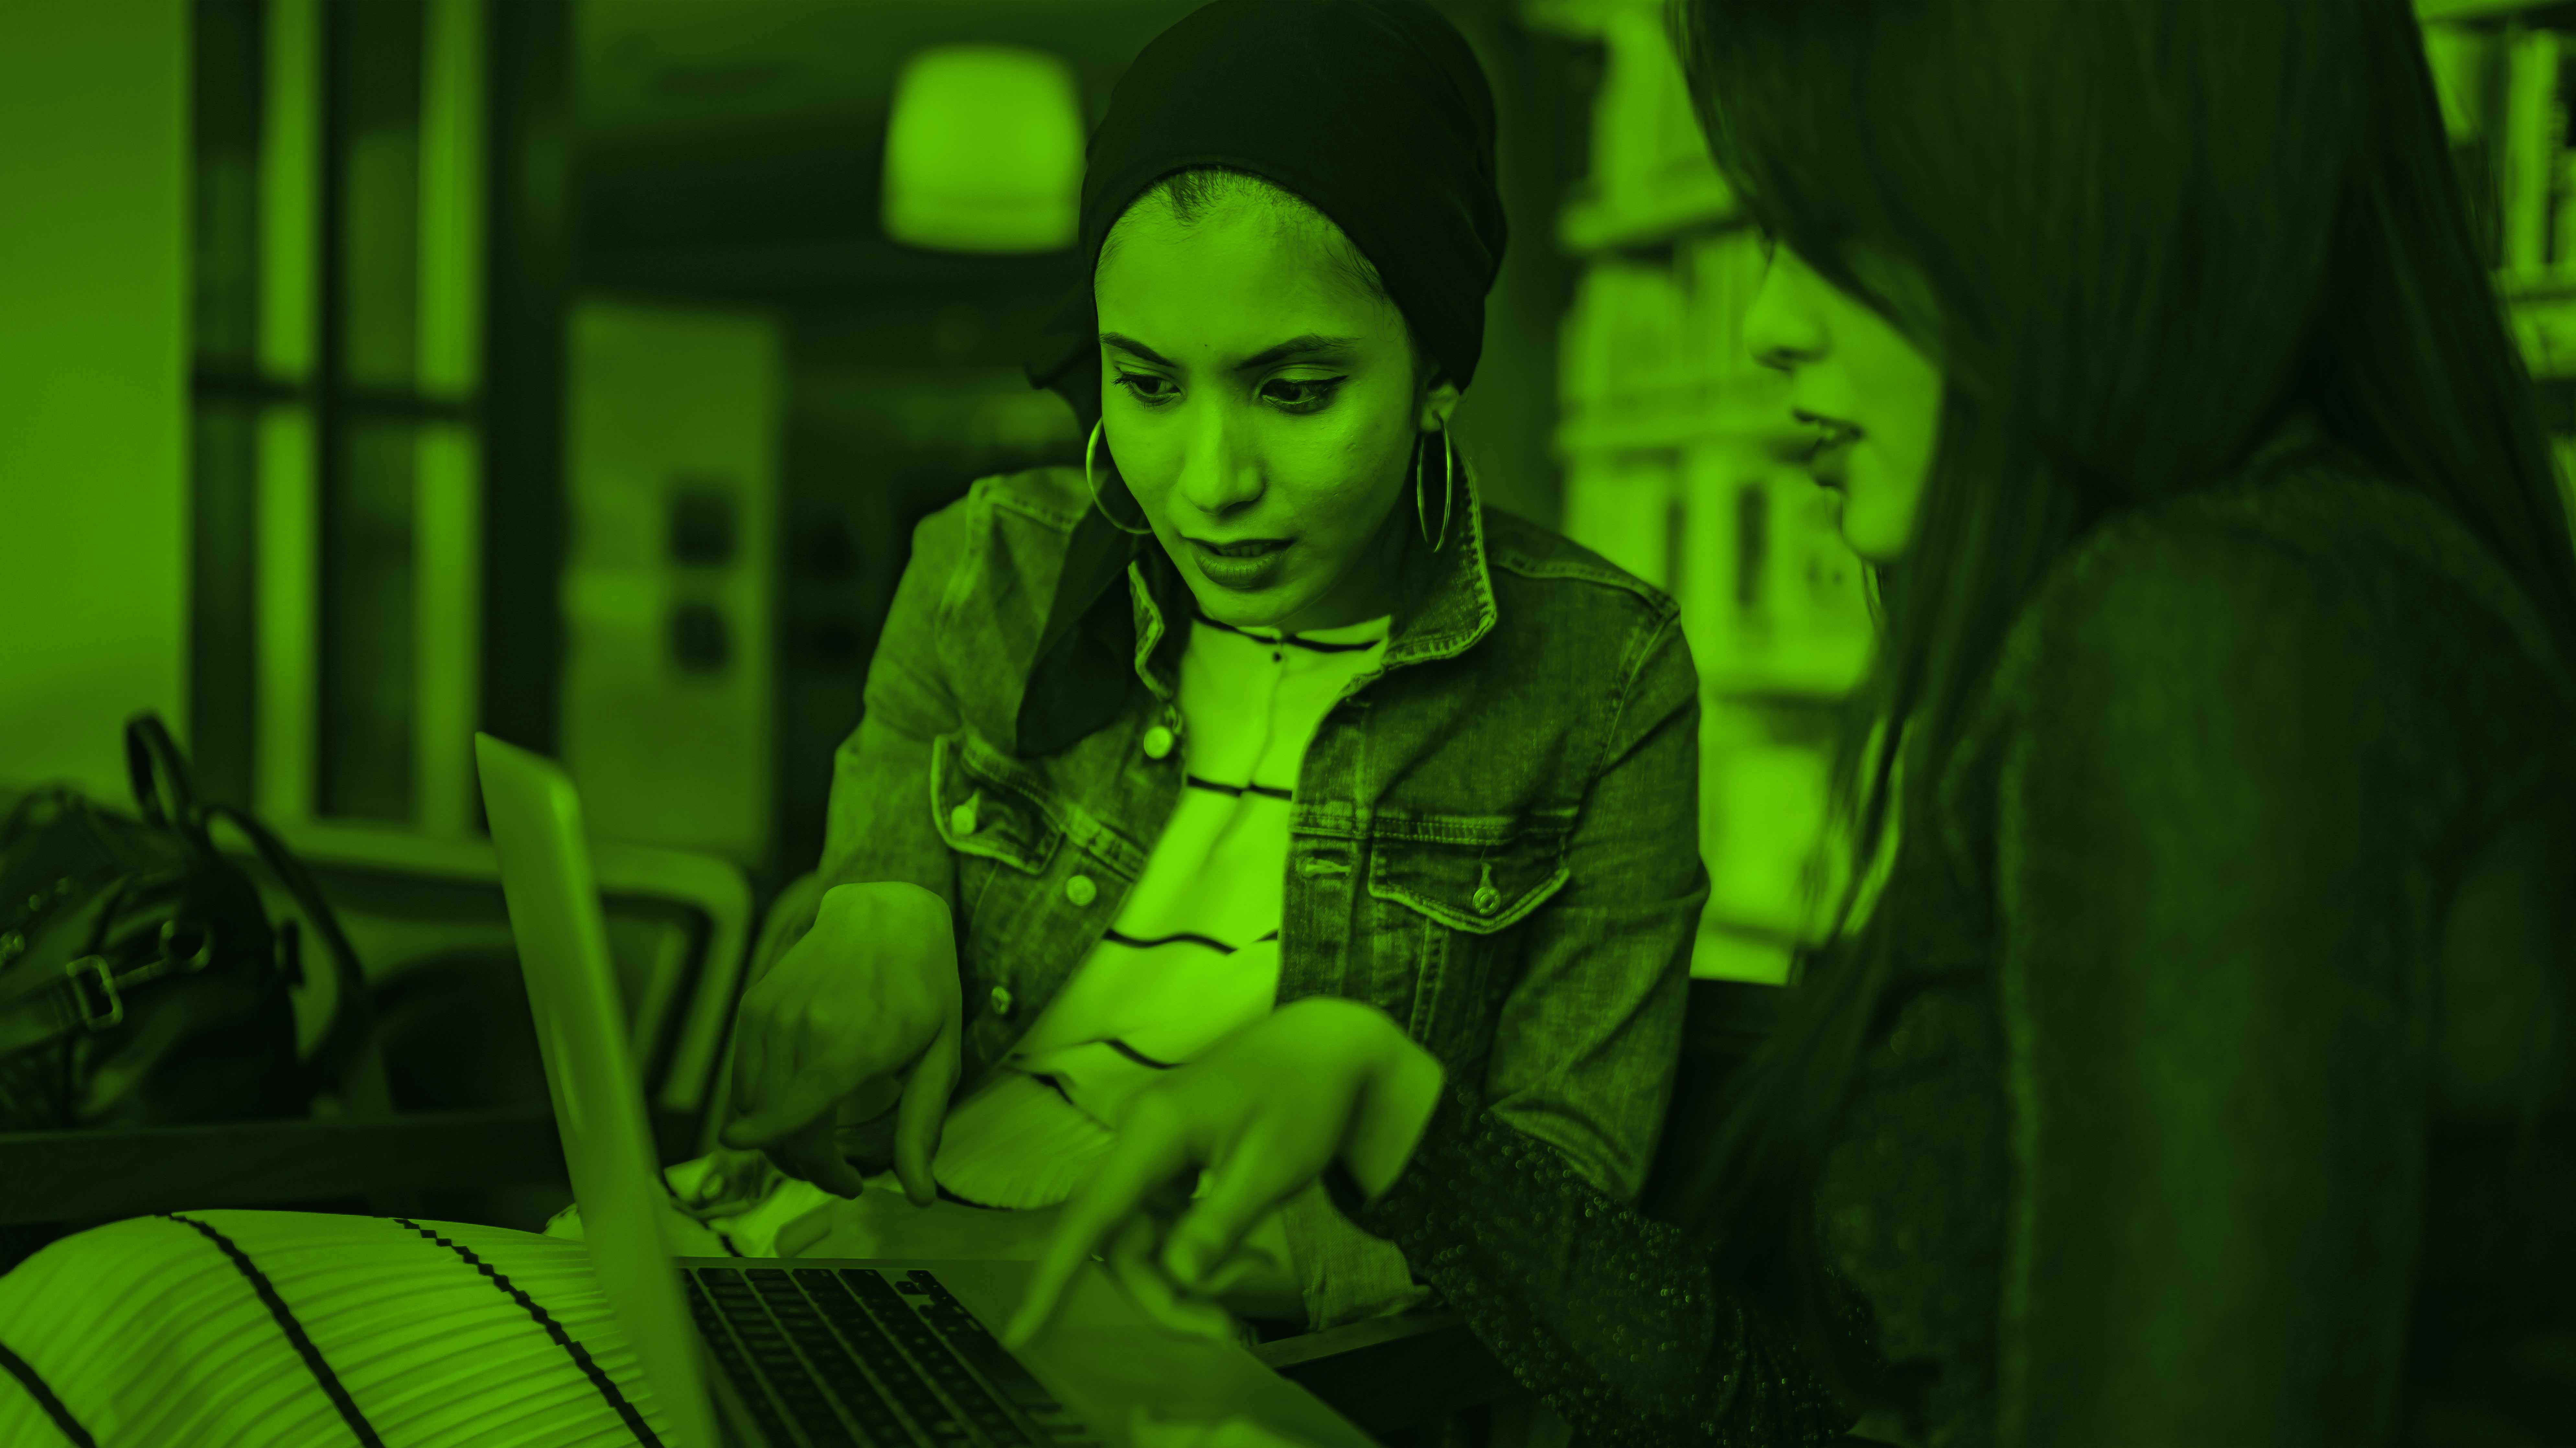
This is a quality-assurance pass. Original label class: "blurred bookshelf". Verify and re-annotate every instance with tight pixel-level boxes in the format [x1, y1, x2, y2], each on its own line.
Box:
[1522, 0, 2576, 982]
[2419, 5, 2576, 510]
[1557, 168, 1743, 256]
[2419, 0, 2576, 23]
[1515, 0, 1855, 982]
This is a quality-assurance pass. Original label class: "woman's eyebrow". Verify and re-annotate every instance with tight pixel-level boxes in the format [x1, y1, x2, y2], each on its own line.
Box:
[1098, 332, 1364, 372]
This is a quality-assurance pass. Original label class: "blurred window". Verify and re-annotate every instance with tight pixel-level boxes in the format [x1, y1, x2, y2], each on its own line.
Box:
[190, 0, 489, 835]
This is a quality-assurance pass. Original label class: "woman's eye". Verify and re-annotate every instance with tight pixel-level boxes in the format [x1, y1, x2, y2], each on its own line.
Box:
[1110, 372, 1173, 405]
[1110, 372, 1341, 414]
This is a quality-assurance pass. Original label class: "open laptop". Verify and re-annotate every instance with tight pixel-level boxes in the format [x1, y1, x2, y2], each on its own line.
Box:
[472, 731, 1381, 1448]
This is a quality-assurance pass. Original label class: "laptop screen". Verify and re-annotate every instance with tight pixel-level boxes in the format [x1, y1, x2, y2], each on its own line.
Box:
[477, 731, 730, 1448]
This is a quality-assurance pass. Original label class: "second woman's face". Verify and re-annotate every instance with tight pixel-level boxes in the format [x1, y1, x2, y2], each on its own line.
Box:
[1740, 239, 1947, 563]
[1094, 206, 1461, 635]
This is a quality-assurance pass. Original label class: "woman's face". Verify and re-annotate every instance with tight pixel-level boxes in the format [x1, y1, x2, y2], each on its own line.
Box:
[1094, 204, 1461, 635]
[1740, 239, 1946, 563]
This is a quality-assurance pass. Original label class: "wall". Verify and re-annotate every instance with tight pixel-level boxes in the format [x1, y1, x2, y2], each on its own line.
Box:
[0, 2, 190, 801]
[559, 299, 781, 868]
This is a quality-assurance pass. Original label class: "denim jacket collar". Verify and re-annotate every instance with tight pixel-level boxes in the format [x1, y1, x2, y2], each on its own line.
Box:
[1012, 457, 1501, 757]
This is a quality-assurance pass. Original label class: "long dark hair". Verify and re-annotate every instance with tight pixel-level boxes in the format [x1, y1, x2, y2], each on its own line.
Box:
[1657, 0, 2576, 1412]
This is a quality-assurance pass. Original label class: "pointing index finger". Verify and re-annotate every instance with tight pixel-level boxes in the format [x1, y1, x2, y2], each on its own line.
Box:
[1002, 1101, 1197, 1350]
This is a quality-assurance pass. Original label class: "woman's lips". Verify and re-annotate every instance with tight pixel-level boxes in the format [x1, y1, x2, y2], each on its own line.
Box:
[1187, 538, 1292, 590]
[1807, 431, 1857, 490]
[1792, 406, 1863, 438]
[1792, 405, 1862, 490]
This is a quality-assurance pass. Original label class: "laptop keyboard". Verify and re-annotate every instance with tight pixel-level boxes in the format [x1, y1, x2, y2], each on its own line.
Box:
[687, 1265, 1100, 1448]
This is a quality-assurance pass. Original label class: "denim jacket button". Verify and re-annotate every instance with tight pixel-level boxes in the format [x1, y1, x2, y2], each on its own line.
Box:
[990, 985, 1014, 1018]
[1142, 725, 1175, 760]
[949, 801, 978, 836]
[1472, 884, 1501, 915]
[1064, 874, 1098, 907]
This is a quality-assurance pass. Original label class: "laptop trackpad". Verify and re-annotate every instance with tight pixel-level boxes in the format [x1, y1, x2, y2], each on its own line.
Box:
[902, 1258, 1381, 1448]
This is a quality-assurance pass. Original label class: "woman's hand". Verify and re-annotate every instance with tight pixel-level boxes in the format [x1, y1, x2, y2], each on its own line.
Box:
[1086, 1202, 1294, 1348]
[1001, 996, 1445, 1349]
[721, 881, 961, 1205]
[673, 1145, 786, 1224]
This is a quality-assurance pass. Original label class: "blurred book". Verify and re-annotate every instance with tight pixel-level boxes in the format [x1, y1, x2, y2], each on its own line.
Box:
[2556, 435, 2576, 551]
[2549, 30, 2576, 279]
[1679, 227, 1769, 389]
[1590, 6, 1730, 224]
[1557, 265, 1612, 418]
[1701, 739, 1833, 942]
[1560, 452, 1679, 589]
[2426, 22, 2490, 141]
[2502, 25, 2561, 276]
[2508, 293, 2576, 377]
[2426, 21, 2505, 268]
[1561, 259, 1697, 420]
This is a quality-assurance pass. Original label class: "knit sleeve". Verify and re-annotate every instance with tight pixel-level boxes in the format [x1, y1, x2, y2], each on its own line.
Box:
[1324, 1072, 1862, 1448]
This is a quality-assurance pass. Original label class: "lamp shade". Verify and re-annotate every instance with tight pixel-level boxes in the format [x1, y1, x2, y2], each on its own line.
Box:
[880, 44, 1083, 255]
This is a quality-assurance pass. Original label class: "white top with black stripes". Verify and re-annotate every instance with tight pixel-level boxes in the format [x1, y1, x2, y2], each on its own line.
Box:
[929, 606, 1393, 1211]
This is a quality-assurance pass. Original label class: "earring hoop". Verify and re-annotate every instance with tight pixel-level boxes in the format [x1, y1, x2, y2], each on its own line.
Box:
[1085, 418, 1155, 536]
[1414, 423, 1457, 553]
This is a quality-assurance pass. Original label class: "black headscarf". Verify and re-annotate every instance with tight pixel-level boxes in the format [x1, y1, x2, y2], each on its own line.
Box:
[1009, 0, 1510, 757]
[1020, 0, 1509, 440]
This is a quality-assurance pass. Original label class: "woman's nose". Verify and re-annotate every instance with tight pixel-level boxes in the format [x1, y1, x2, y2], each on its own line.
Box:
[1172, 441, 1266, 515]
[1741, 267, 1819, 375]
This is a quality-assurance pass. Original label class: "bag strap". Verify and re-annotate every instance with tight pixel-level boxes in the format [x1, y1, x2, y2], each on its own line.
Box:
[125, 712, 213, 853]
[200, 802, 394, 1116]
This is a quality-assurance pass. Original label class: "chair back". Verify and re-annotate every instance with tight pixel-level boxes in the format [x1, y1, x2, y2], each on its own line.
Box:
[218, 821, 751, 1150]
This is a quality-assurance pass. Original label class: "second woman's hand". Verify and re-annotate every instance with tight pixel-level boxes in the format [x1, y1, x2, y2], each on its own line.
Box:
[1000, 996, 1445, 1350]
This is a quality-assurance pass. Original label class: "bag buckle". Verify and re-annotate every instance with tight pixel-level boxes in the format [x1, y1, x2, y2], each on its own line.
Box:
[64, 955, 123, 1031]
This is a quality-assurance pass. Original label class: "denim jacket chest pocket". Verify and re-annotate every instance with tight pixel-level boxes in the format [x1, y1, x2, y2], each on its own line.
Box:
[1363, 816, 1575, 1062]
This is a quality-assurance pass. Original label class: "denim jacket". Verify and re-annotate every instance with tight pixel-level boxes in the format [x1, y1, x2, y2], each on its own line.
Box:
[810, 456, 1706, 1330]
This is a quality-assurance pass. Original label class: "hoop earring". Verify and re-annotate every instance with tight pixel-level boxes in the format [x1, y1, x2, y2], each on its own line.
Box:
[1085, 418, 1155, 536]
[1414, 422, 1457, 553]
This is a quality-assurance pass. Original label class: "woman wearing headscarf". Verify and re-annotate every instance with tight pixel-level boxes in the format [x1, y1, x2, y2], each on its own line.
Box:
[695, 0, 1707, 1343]
[1006, 0, 2576, 1446]
[0, 2, 1722, 1441]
